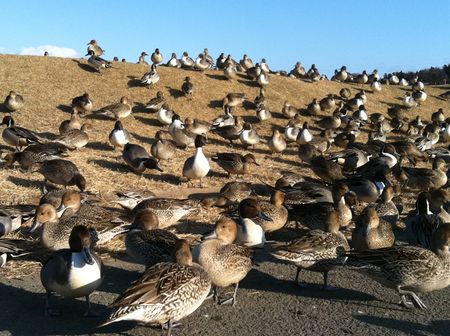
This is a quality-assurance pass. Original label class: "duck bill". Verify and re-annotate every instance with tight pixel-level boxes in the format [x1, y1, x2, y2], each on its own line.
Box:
[202, 230, 217, 241]
[155, 163, 164, 172]
[29, 218, 42, 233]
[82, 246, 95, 265]
[258, 212, 272, 221]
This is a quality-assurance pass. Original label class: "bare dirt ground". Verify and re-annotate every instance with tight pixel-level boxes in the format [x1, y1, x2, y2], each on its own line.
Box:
[0, 54, 449, 335]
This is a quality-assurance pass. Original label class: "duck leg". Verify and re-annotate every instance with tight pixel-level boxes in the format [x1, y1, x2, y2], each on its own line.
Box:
[219, 282, 239, 306]
[321, 271, 337, 291]
[162, 319, 182, 336]
[397, 286, 427, 309]
[83, 294, 100, 317]
[44, 292, 61, 316]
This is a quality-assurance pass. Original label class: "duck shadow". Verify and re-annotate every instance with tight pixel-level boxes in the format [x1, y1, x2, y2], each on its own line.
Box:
[127, 78, 142, 88]
[205, 73, 228, 81]
[208, 100, 223, 109]
[90, 159, 129, 173]
[73, 59, 98, 74]
[134, 115, 162, 127]
[129, 131, 153, 144]
[242, 100, 256, 111]
[166, 86, 184, 99]
[7, 176, 42, 189]
[238, 79, 259, 88]
[85, 113, 113, 121]
[271, 111, 286, 119]
[145, 173, 181, 185]
[131, 102, 147, 114]
[242, 115, 259, 124]
[86, 141, 111, 151]
[353, 315, 449, 336]
[175, 220, 213, 235]
[0, 103, 10, 113]
[56, 104, 73, 113]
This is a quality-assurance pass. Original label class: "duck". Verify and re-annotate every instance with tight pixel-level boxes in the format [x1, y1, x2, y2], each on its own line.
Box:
[253, 191, 288, 232]
[290, 62, 306, 78]
[356, 144, 399, 179]
[146, 91, 166, 112]
[340, 175, 386, 203]
[352, 105, 368, 123]
[260, 58, 270, 73]
[239, 122, 260, 148]
[125, 210, 178, 267]
[246, 63, 262, 80]
[345, 222, 450, 310]
[339, 88, 352, 100]
[157, 103, 175, 125]
[108, 120, 130, 150]
[388, 74, 400, 84]
[96, 96, 132, 119]
[86, 50, 112, 73]
[282, 101, 298, 119]
[432, 108, 445, 123]
[368, 69, 380, 83]
[150, 48, 163, 64]
[219, 181, 253, 203]
[140, 63, 160, 88]
[181, 76, 194, 99]
[3, 149, 59, 172]
[310, 155, 345, 182]
[355, 70, 369, 84]
[0, 206, 30, 237]
[71, 93, 93, 115]
[371, 80, 382, 92]
[185, 118, 211, 136]
[151, 131, 176, 161]
[284, 118, 301, 142]
[203, 48, 214, 65]
[239, 54, 254, 71]
[412, 90, 427, 103]
[212, 152, 259, 176]
[405, 192, 443, 249]
[122, 143, 163, 174]
[1, 116, 43, 148]
[413, 80, 425, 91]
[403, 92, 418, 107]
[333, 66, 348, 82]
[256, 103, 271, 121]
[352, 206, 395, 250]
[256, 71, 270, 86]
[271, 210, 349, 289]
[296, 122, 313, 144]
[59, 110, 82, 134]
[268, 129, 287, 153]
[196, 217, 252, 306]
[223, 62, 237, 79]
[396, 158, 447, 191]
[374, 185, 399, 226]
[235, 198, 271, 247]
[316, 110, 341, 130]
[429, 189, 450, 223]
[194, 53, 211, 71]
[180, 51, 195, 68]
[38, 159, 86, 191]
[223, 93, 245, 110]
[40, 225, 102, 316]
[137, 51, 148, 64]
[99, 239, 211, 334]
[182, 135, 210, 187]
[166, 52, 181, 68]
[306, 98, 321, 115]
[280, 181, 333, 205]
[213, 116, 244, 145]
[55, 124, 90, 150]
[329, 148, 370, 171]
[0, 238, 25, 267]
[170, 115, 195, 148]
[289, 182, 352, 229]
[215, 53, 227, 69]
[4, 91, 24, 112]
[319, 94, 336, 111]
[86, 39, 104, 56]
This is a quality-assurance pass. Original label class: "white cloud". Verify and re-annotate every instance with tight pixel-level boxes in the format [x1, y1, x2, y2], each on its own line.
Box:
[19, 45, 79, 58]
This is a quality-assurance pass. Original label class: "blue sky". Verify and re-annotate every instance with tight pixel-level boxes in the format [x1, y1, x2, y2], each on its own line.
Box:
[1, 0, 449, 76]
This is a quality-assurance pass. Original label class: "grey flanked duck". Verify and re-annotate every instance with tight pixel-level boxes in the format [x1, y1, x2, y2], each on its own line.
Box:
[182, 135, 210, 187]
[352, 206, 395, 250]
[239, 54, 254, 71]
[38, 159, 86, 191]
[213, 116, 244, 144]
[55, 124, 91, 150]
[140, 63, 160, 88]
[282, 101, 298, 119]
[196, 217, 252, 306]
[212, 152, 259, 176]
[1, 116, 43, 148]
[137, 51, 148, 64]
[345, 222, 450, 309]
[125, 209, 178, 267]
[268, 129, 287, 153]
[40, 225, 102, 316]
[71, 93, 93, 115]
[180, 51, 195, 68]
[374, 185, 399, 226]
[310, 155, 345, 183]
[306, 98, 321, 115]
[240, 122, 260, 148]
[109, 120, 131, 150]
[319, 94, 336, 111]
[0, 238, 25, 267]
[4, 91, 24, 112]
[396, 158, 447, 191]
[235, 198, 272, 248]
[146, 91, 166, 112]
[223, 93, 245, 110]
[166, 52, 181, 68]
[272, 210, 349, 289]
[86, 50, 112, 74]
[96, 96, 132, 119]
[122, 143, 163, 174]
[150, 48, 163, 64]
[99, 239, 211, 334]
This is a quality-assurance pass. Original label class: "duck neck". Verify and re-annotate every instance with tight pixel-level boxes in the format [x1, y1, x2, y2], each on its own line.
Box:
[382, 151, 397, 167]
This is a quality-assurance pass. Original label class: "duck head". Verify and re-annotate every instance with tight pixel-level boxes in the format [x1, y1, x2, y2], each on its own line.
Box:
[131, 209, 159, 231]
[30, 204, 58, 233]
[238, 198, 272, 221]
[56, 190, 82, 214]
[69, 225, 94, 265]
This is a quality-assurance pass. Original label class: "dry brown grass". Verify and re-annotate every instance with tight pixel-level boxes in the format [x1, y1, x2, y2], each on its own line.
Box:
[1, 54, 449, 277]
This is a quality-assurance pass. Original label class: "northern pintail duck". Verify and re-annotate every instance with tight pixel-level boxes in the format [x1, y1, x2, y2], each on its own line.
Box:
[202, 182, 253, 208]
[137, 51, 148, 64]
[256, 103, 271, 121]
[282, 101, 298, 119]
[356, 144, 399, 179]
[412, 90, 427, 103]
[109, 120, 131, 150]
[290, 62, 306, 78]
[166, 52, 181, 68]
[194, 53, 211, 71]
[352, 105, 368, 123]
[296, 122, 313, 144]
[212, 152, 259, 176]
[316, 110, 341, 130]
[341, 172, 387, 203]
[157, 103, 175, 125]
[329, 148, 370, 171]
[180, 51, 195, 68]
[211, 108, 235, 129]
[319, 94, 336, 111]
[284, 118, 301, 142]
[403, 92, 418, 107]
[71, 93, 93, 115]
[368, 69, 380, 82]
[146, 91, 166, 112]
[345, 222, 450, 309]
[182, 135, 210, 187]
[279, 180, 333, 205]
[40, 225, 102, 316]
[310, 155, 345, 182]
[100, 239, 211, 333]
[272, 210, 349, 289]
[126, 198, 198, 229]
[4, 147, 60, 172]
[170, 117, 196, 149]
[182, 76, 194, 99]
[1, 116, 42, 148]
[86, 39, 104, 56]
[374, 185, 399, 226]
[223, 93, 245, 110]
[352, 206, 395, 250]
[405, 192, 442, 249]
[38, 159, 86, 191]
[203, 48, 214, 65]
[235, 198, 271, 247]
[4, 91, 24, 112]
[55, 124, 90, 150]
[289, 182, 352, 229]
[87, 50, 112, 74]
[140, 63, 160, 88]
[355, 70, 369, 84]
[371, 80, 382, 92]
[306, 98, 321, 115]
[96, 96, 132, 119]
[125, 209, 178, 267]
[239, 122, 260, 148]
[429, 188, 450, 223]
[246, 63, 262, 80]
[396, 158, 447, 191]
[253, 191, 287, 232]
[239, 54, 254, 71]
[257, 71, 270, 86]
[213, 115, 244, 144]
[333, 66, 348, 82]
[432, 108, 445, 123]
[151, 131, 176, 161]
[268, 129, 287, 153]
[150, 48, 163, 64]
[59, 110, 82, 134]
[196, 217, 252, 306]
[412, 80, 425, 91]
[0, 238, 25, 267]
[215, 53, 227, 69]
[185, 118, 211, 136]
[339, 88, 352, 100]
[388, 74, 400, 84]
[122, 143, 162, 174]
[223, 62, 237, 79]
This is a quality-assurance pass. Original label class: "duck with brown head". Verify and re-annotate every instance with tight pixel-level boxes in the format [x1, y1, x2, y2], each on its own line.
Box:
[236, 198, 272, 247]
